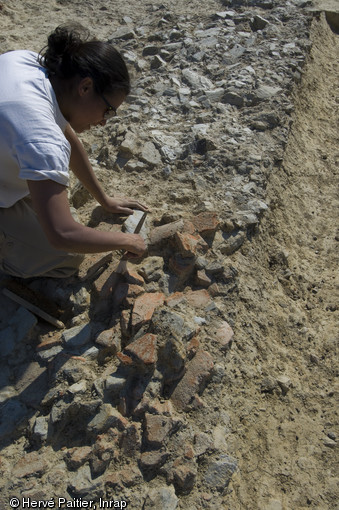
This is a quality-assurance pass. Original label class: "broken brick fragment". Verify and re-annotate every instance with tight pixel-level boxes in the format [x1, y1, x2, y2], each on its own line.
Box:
[124, 269, 145, 286]
[171, 350, 214, 411]
[212, 321, 234, 351]
[64, 446, 92, 471]
[164, 292, 185, 308]
[131, 292, 165, 331]
[191, 212, 219, 238]
[144, 413, 175, 448]
[12, 452, 48, 479]
[174, 231, 209, 258]
[124, 333, 158, 366]
[184, 289, 212, 308]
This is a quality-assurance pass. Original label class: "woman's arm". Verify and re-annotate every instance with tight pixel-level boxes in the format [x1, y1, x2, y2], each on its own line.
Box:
[27, 179, 146, 255]
[64, 124, 149, 215]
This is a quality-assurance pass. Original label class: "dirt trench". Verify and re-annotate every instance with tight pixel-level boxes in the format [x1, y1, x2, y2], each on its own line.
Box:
[216, 13, 339, 510]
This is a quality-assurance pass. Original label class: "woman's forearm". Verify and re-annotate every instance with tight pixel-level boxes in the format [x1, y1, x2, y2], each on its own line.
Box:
[64, 124, 108, 206]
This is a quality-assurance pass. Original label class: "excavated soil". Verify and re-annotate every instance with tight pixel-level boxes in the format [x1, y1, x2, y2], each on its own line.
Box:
[0, 1, 338, 509]
[223, 14, 339, 510]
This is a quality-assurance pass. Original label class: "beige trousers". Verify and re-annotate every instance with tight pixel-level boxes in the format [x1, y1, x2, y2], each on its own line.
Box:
[0, 197, 84, 278]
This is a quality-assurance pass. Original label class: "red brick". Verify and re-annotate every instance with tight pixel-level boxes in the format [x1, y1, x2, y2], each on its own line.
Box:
[191, 212, 219, 237]
[144, 413, 175, 448]
[133, 397, 174, 418]
[124, 333, 158, 366]
[164, 292, 185, 308]
[64, 446, 92, 470]
[124, 269, 145, 286]
[175, 232, 209, 258]
[171, 350, 214, 411]
[213, 321, 234, 351]
[131, 292, 165, 330]
[184, 289, 212, 308]
[92, 266, 120, 299]
[12, 452, 48, 479]
[116, 352, 133, 366]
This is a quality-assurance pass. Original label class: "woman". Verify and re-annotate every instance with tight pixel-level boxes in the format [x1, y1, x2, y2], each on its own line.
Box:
[0, 24, 148, 279]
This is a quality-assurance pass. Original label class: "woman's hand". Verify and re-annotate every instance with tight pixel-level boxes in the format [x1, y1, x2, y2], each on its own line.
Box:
[102, 196, 150, 216]
[123, 233, 147, 258]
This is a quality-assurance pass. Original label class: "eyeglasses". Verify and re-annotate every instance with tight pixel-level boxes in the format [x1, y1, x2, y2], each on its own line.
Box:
[100, 94, 117, 120]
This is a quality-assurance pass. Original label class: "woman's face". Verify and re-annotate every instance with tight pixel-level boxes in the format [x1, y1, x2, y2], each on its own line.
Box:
[68, 77, 126, 133]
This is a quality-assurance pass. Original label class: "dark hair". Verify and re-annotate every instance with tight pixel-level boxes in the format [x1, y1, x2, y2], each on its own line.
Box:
[39, 23, 130, 95]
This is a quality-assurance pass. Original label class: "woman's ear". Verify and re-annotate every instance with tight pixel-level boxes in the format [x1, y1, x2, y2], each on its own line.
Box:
[78, 77, 94, 97]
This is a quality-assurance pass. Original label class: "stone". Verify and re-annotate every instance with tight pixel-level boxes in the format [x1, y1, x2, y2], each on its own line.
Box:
[149, 220, 184, 247]
[141, 141, 162, 166]
[140, 450, 170, 471]
[250, 14, 269, 31]
[105, 375, 127, 396]
[137, 256, 164, 282]
[194, 432, 215, 457]
[109, 26, 136, 42]
[218, 231, 246, 255]
[62, 324, 92, 348]
[143, 486, 179, 510]
[171, 350, 214, 411]
[95, 328, 121, 353]
[195, 269, 212, 287]
[67, 464, 103, 498]
[120, 422, 142, 457]
[123, 210, 149, 240]
[131, 292, 165, 331]
[204, 455, 238, 490]
[87, 404, 128, 436]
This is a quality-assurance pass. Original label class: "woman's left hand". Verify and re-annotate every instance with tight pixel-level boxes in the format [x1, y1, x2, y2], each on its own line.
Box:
[102, 196, 150, 216]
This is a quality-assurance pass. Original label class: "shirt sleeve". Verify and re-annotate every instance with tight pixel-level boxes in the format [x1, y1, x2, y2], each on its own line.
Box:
[15, 138, 71, 186]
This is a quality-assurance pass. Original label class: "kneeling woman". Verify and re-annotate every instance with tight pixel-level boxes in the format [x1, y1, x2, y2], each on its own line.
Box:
[0, 24, 148, 278]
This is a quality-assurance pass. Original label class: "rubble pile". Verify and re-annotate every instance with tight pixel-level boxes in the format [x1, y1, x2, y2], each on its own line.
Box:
[0, 0, 319, 507]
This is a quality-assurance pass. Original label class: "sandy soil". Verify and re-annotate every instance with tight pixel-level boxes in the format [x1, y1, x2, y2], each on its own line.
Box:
[0, 1, 338, 509]
[222, 14, 339, 510]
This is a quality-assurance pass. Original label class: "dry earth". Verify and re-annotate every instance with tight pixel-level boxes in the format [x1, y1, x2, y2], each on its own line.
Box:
[0, 1, 338, 509]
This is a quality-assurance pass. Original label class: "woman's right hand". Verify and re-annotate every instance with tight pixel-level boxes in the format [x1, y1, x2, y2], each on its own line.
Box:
[123, 233, 147, 258]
